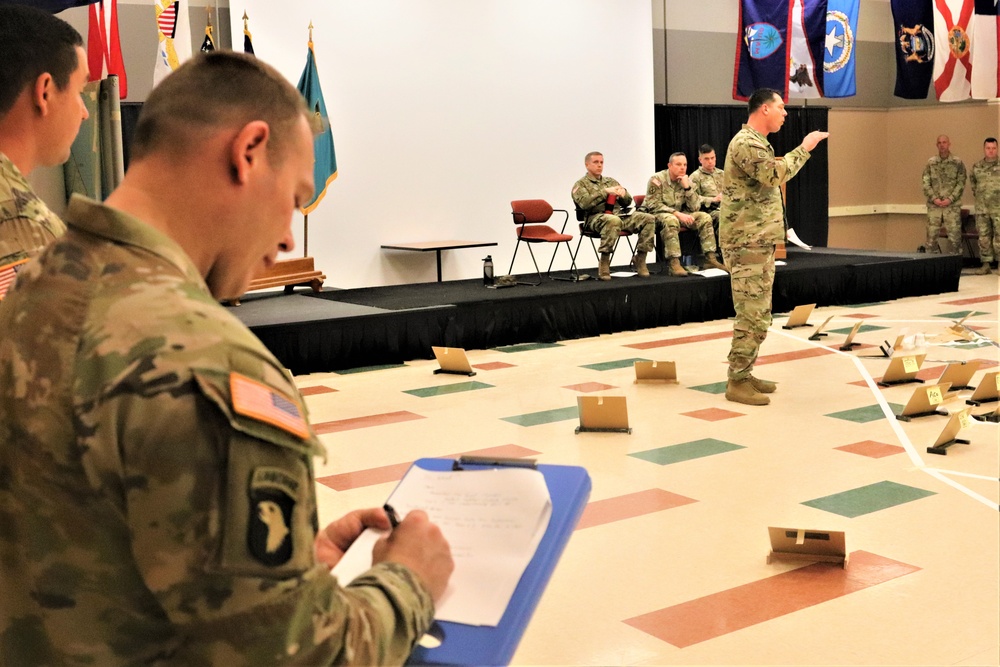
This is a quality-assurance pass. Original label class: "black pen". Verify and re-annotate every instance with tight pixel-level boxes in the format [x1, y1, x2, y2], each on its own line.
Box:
[383, 503, 400, 529]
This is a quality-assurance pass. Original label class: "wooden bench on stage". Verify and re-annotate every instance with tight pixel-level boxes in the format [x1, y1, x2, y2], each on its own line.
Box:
[381, 240, 497, 282]
[228, 257, 326, 306]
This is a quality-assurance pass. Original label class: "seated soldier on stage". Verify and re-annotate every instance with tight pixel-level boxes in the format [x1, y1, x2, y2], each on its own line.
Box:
[572, 151, 655, 281]
[690, 143, 724, 241]
[641, 152, 728, 274]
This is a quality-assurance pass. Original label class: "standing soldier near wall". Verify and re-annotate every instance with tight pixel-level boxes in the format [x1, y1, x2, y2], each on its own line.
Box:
[922, 134, 966, 254]
[970, 137, 1000, 275]
[720, 88, 828, 406]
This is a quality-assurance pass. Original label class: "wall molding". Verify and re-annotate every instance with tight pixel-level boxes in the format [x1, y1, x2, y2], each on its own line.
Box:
[829, 204, 925, 217]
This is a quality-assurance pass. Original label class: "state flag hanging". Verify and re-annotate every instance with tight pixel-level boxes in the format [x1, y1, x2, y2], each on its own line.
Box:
[200, 19, 215, 52]
[971, 0, 999, 98]
[87, 0, 127, 98]
[243, 11, 255, 55]
[891, 0, 936, 98]
[823, 0, 859, 97]
[153, 0, 191, 87]
[734, 0, 793, 100]
[296, 29, 338, 214]
[788, 0, 827, 98]
[933, 0, 976, 101]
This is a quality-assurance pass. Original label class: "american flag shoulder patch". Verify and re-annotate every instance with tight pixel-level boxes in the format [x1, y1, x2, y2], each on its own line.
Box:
[0, 258, 29, 301]
[229, 372, 309, 439]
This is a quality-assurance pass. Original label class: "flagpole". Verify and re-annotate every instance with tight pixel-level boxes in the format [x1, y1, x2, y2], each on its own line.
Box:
[304, 214, 309, 257]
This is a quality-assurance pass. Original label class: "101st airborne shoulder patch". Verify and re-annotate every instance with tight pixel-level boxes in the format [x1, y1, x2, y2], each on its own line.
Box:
[229, 372, 309, 439]
[248, 467, 299, 566]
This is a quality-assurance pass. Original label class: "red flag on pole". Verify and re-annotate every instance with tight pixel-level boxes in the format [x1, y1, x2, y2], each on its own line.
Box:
[87, 0, 127, 99]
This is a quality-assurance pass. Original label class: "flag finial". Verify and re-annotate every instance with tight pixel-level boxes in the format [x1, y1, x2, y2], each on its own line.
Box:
[308, 20, 314, 49]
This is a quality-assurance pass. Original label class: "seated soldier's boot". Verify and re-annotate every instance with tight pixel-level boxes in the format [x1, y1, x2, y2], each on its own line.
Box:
[633, 252, 650, 277]
[598, 253, 612, 281]
[704, 253, 729, 272]
[668, 257, 688, 277]
[748, 375, 776, 393]
[975, 262, 992, 275]
[725, 378, 770, 406]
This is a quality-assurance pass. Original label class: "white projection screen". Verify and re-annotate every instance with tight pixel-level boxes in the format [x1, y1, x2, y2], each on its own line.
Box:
[229, 1, 655, 288]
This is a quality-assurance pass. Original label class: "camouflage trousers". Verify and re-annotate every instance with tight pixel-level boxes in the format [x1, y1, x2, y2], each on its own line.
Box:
[721, 245, 775, 381]
[926, 204, 962, 252]
[652, 211, 717, 257]
[975, 208, 1000, 262]
[583, 211, 655, 254]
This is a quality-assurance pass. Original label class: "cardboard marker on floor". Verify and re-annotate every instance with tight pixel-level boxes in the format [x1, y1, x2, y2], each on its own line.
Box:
[966, 371, 999, 407]
[575, 395, 631, 434]
[634, 360, 678, 383]
[808, 315, 834, 340]
[838, 322, 863, 351]
[936, 360, 980, 391]
[927, 408, 972, 455]
[766, 527, 847, 568]
[877, 353, 926, 387]
[781, 303, 815, 329]
[432, 346, 476, 376]
[896, 383, 952, 422]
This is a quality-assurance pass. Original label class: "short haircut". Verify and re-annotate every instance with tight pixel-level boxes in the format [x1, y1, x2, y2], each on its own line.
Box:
[668, 152, 687, 164]
[131, 51, 311, 164]
[985, 137, 998, 145]
[0, 5, 83, 117]
[748, 88, 781, 115]
[699, 144, 715, 155]
[584, 151, 603, 163]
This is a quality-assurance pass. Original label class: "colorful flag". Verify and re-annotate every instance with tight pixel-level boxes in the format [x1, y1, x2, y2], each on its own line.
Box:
[200, 20, 215, 53]
[823, 0, 859, 97]
[891, 0, 936, 99]
[296, 36, 337, 214]
[243, 12, 255, 55]
[971, 0, 999, 98]
[0, 259, 28, 301]
[788, 0, 827, 98]
[86, 0, 127, 98]
[153, 0, 191, 88]
[734, 0, 793, 101]
[933, 0, 975, 101]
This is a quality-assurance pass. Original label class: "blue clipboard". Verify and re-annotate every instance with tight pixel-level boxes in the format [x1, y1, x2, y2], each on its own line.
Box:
[405, 457, 591, 666]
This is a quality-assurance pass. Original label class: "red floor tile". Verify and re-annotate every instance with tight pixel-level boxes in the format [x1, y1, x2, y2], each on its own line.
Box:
[299, 385, 338, 396]
[563, 382, 617, 393]
[624, 550, 920, 648]
[755, 347, 835, 365]
[681, 408, 744, 422]
[942, 294, 1000, 305]
[835, 440, 906, 458]
[625, 331, 731, 350]
[316, 444, 541, 491]
[973, 358, 999, 369]
[576, 489, 697, 530]
[844, 313, 879, 319]
[472, 361, 516, 370]
[312, 410, 424, 434]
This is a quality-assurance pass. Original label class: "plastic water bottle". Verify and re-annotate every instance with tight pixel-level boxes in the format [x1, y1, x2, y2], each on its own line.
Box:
[483, 255, 494, 286]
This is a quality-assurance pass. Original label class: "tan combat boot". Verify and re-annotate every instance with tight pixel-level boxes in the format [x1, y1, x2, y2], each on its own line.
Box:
[749, 375, 776, 393]
[725, 378, 770, 405]
[704, 253, 729, 272]
[598, 253, 612, 281]
[633, 252, 650, 277]
[975, 262, 992, 275]
[668, 257, 688, 277]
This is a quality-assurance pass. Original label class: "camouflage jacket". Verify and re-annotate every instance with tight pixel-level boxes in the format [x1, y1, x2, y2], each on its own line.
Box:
[572, 174, 633, 219]
[0, 195, 433, 666]
[970, 158, 1000, 210]
[689, 167, 725, 209]
[0, 151, 67, 266]
[641, 170, 700, 215]
[921, 154, 966, 204]
[719, 124, 810, 249]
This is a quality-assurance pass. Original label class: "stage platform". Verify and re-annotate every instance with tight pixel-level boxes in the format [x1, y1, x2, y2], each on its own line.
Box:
[232, 248, 963, 374]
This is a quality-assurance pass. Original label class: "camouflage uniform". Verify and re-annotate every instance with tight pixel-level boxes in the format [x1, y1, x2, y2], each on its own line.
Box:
[641, 170, 717, 258]
[921, 154, 966, 252]
[689, 166, 726, 227]
[720, 125, 811, 381]
[0, 195, 434, 666]
[0, 151, 67, 266]
[970, 157, 1000, 263]
[571, 174, 655, 254]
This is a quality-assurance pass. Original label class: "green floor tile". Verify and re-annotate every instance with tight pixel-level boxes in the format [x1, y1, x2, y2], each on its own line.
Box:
[630, 438, 745, 465]
[802, 480, 936, 518]
[500, 405, 579, 427]
[828, 324, 890, 335]
[403, 381, 494, 398]
[334, 363, 406, 375]
[842, 302, 887, 309]
[689, 381, 728, 395]
[934, 310, 990, 319]
[825, 403, 903, 423]
[580, 357, 651, 372]
[494, 342, 564, 353]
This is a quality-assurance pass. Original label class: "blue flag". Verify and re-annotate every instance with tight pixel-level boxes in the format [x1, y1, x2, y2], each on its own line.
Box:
[296, 43, 337, 215]
[734, 0, 793, 101]
[891, 0, 935, 99]
[823, 0, 858, 97]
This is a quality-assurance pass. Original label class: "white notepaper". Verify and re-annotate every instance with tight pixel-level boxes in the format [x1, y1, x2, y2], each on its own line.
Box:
[331, 466, 552, 627]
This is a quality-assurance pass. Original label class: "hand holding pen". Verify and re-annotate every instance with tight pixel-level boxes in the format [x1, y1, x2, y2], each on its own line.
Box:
[373, 505, 454, 603]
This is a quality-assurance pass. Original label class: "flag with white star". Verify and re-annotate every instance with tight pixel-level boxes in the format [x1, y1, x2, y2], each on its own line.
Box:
[824, 0, 859, 97]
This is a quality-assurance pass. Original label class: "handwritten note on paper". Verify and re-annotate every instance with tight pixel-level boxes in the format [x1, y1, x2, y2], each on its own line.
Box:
[331, 466, 552, 626]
